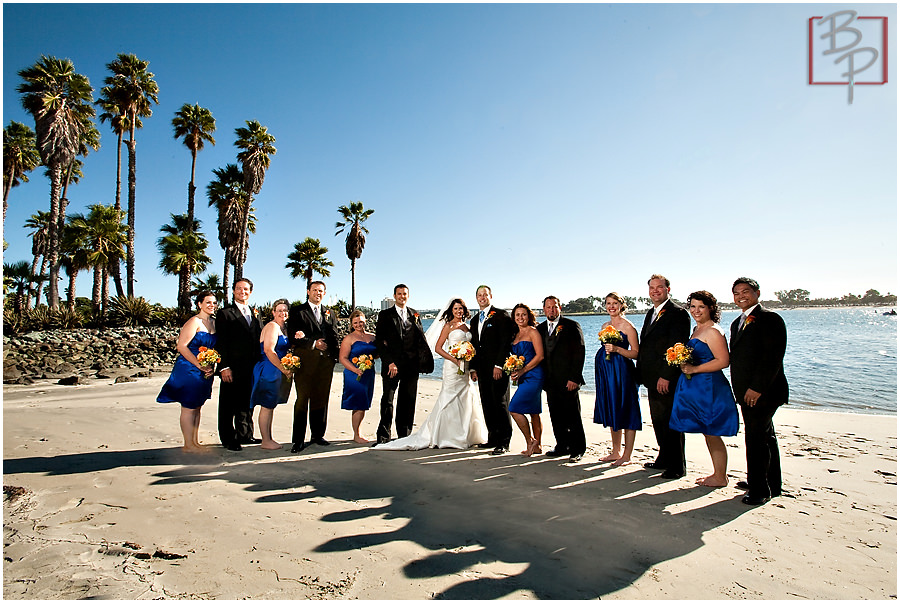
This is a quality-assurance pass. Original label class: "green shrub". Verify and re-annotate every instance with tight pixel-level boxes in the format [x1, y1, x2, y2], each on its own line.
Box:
[49, 307, 84, 329]
[107, 296, 152, 327]
[24, 305, 51, 330]
[3, 307, 23, 335]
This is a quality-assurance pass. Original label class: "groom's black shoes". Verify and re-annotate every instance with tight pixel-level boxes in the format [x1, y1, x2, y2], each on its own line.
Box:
[224, 442, 242, 452]
[476, 443, 494, 449]
[643, 461, 663, 469]
[568, 454, 584, 462]
[659, 470, 685, 479]
[311, 437, 330, 446]
[290, 442, 305, 453]
[741, 494, 770, 505]
[490, 446, 507, 455]
[545, 448, 567, 458]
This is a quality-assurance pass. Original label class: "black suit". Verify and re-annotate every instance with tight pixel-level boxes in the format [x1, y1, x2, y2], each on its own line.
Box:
[216, 304, 263, 446]
[537, 316, 586, 456]
[636, 299, 691, 475]
[288, 302, 339, 445]
[375, 306, 434, 441]
[470, 306, 514, 448]
[730, 305, 788, 499]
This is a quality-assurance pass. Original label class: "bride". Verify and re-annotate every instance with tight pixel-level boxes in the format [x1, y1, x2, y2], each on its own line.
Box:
[372, 298, 488, 450]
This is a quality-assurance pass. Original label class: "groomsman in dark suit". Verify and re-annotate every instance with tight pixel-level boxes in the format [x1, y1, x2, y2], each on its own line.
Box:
[469, 285, 514, 455]
[730, 277, 789, 505]
[288, 280, 339, 453]
[636, 274, 691, 478]
[375, 284, 434, 443]
[537, 295, 586, 462]
[216, 278, 263, 451]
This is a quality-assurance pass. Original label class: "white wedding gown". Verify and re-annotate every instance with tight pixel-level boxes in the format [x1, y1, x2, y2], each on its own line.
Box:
[374, 329, 488, 450]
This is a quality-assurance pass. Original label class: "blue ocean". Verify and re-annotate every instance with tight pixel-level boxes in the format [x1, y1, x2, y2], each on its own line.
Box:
[419, 307, 897, 416]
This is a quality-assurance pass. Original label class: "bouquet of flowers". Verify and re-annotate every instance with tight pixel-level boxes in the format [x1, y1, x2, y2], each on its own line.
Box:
[597, 325, 624, 361]
[665, 342, 694, 379]
[280, 353, 302, 373]
[448, 340, 476, 375]
[353, 354, 374, 381]
[196, 347, 221, 378]
[503, 354, 526, 385]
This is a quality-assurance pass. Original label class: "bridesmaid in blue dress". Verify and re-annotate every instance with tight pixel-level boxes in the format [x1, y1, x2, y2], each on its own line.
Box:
[670, 290, 739, 487]
[157, 291, 218, 453]
[593, 292, 642, 466]
[339, 310, 378, 443]
[507, 303, 546, 457]
[250, 299, 297, 450]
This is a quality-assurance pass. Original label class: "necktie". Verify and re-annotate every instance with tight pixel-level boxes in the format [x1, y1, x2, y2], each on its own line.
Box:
[480, 310, 485, 323]
[739, 313, 747, 330]
[313, 305, 320, 323]
[245, 308, 252, 325]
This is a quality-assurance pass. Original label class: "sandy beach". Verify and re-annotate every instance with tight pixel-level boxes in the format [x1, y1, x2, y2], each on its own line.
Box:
[3, 373, 896, 599]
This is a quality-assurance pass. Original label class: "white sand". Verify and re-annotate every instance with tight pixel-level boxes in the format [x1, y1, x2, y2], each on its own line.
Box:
[3, 374, 896, 599]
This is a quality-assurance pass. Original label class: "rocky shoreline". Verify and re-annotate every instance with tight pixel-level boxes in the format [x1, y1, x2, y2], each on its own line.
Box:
[3, 321, 354, 387]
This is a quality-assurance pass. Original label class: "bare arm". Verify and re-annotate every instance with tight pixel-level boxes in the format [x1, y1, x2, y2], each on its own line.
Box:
[681, 328, 730, 375]
[261, 323, 289, 377]
[175, 318, 212, 377]
[435, 323, 457, 365]
[339, 335, 363, 376]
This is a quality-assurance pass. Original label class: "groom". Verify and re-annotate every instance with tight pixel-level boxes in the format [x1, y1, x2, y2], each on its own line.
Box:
[469, 285, 514, 455]
[375, 284, 434, 443]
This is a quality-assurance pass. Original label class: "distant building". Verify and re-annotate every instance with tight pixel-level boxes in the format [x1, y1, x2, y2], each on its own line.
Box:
[380, 297, 394, 311]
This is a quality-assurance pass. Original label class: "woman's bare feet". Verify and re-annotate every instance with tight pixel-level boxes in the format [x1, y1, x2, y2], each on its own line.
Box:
[696, 475, 728, 487]
[600, 452, 622, 462]
[260, 441, 282, 450]
[182, 444, 206, 453]
[522, 439, 537, 457]
[611, 456, 631, 467]
[353, 436, 370, 444]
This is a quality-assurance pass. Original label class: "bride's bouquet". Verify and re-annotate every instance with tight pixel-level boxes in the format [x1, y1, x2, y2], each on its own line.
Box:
[280, 353, 302, 373]
[598, 325, 623, 361]
[352, 354, 374, 381]
[196, 347, 221, 378]
[503, 354, 525, 385]
[665, 342, 694, 379]
[448, 341, 476, 375]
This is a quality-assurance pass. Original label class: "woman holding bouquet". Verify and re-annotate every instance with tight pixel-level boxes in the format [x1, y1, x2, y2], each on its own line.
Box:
[373, 298, 487, 450]
[507, 304, 545, 456]
[157, 291, 218, 453]
[593, 293, 641, 466]
[250, 299, 298, 450]
[339, 310, 378, 443]
[670, 290, 739, 487]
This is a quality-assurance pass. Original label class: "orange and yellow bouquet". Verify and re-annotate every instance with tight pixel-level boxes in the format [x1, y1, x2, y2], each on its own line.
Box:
[448, 340, 476, 375]
[665, 343, 694, 379]
[503, 354, 526, 385]
[196, 347, 221, 378]
[280, 353, 302, 373]
[353, 354, 374, 381]
[597, 325, 624, 360]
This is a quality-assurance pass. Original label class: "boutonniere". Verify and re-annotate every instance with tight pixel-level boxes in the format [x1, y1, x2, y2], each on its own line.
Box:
[252, 307, 259, 317]
[742, 315, 756, 329]
[413, 312, 420, 322]
[488, 311, 496, 319]
[657, 309, 667, 319]
[325, 309, 331, 319]
[555, 325, 563, 335]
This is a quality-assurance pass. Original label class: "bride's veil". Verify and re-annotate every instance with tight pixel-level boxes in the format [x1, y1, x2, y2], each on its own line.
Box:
[424, 297, 458, 356]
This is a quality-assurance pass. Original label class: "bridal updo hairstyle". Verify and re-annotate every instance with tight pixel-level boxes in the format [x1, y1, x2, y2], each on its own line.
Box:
[440, 298, 471, 322]
[686, 290, 721, 323]
[194, 290, 216, 307]
[604, 292, 628, 313]
[511, 303, 537, 326]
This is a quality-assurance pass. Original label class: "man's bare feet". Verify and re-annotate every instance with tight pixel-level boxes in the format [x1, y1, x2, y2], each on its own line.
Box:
[696, 475, 728, 487]
[611, 457, 631, 467]
[600, 452, 622, 462]
[353, 436, 370, 444]
[260, 441, 282, 450]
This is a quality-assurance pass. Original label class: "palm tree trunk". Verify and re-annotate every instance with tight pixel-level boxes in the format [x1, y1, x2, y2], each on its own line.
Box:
[92, 265, 102, 312]
[27, 254, 41, 311]
[67, 270, 76, 312]
[47, 164, 62, 309]
[2, 170, 12, 227]
[114, 132, 123, 211]
[222, 250, 231, 303]
[36, 256, 49, 307]
[179, 267, 190, 312]
[187, 151, 197, 223]
[126, 133, 136, 297]
[101, 267, 110, 315]
[234, 195, 253, 281]
[350, 257, 357, 311]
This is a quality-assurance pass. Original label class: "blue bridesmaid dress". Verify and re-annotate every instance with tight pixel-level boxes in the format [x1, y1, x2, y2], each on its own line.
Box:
[341, 340, 377, 410]
[157, 331, 217, 409]
[669, 338, 739, 436]
[508, 340, 544, 414]
[593, 331, 641, 431]
[249, 335, 292, 409]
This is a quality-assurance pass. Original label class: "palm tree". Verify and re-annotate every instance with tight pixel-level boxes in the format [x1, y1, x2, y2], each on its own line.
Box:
[24, 210, 51, 308]
[3, 121, 41, 227]
[286, 237, 334, 291]
[335, 201, 374, 311]
[17, 55, 95, 308]
[64, 204, 127, 313]
[157, 213, 211, 311]
[190, 273, 226, 304]
[233, 120, 275, 280]
[172, 103, 216, 223]
[3, 261, 34, 316]
[101, 53, 159, 297]
[206, 163, 247, 297]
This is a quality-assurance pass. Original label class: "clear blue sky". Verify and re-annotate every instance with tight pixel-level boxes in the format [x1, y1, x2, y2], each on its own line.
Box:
[3, 3, 896, 311]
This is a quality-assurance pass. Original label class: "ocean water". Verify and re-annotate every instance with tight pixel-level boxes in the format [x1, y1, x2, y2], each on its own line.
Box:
[419, 307, 898, 416]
